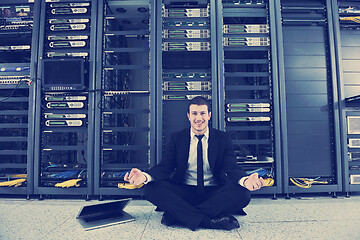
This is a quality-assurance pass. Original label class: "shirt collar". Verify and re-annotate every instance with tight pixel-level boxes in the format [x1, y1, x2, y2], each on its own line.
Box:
[190, 127, 209, 140]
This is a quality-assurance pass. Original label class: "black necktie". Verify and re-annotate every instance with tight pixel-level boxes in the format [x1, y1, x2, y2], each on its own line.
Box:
[196, 135, 205, 193]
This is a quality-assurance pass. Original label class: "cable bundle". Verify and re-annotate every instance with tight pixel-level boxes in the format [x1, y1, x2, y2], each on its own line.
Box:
[55, 179, 82, 188]
[246, 168, 270, 178]
[50, 170, 80, 179]
[289, 177, 328, 189]
[340, 16, 360, 23]
[113, 171, 130, 178]
[0, 179, 26, 187]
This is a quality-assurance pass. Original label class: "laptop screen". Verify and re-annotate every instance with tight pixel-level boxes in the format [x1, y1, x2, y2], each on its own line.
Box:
[77, 198, 131, 219]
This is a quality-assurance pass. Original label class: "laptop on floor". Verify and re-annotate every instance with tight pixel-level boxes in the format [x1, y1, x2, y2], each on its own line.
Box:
[76, 198, 134, 231]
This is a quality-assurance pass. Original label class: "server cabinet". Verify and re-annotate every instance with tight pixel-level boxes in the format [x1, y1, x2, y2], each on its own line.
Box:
[343, 109, 360, 193]
[216, 0, 282, 195]
[0, 0, 40, 196]
[333, 0, 360, 193]
[276, 0, 342, 194]
[93, 0, 155, 197]
[158, 0, 219, 160]
[34, 0, 97, 198]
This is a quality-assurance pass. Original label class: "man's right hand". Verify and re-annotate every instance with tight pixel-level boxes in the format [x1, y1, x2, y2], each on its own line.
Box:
[124, 168, 147, 186]
[243, 172, 265, 191]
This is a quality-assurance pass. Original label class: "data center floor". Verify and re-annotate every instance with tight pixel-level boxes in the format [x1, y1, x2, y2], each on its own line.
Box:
[1, 194, 360, 240]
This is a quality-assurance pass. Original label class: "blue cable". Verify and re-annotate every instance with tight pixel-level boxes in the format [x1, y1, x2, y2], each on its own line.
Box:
[246, 168, 268, 178]
[77, 169, 86, 178]
[113, 171, 130, 178]
[51, 170, 79, 179]
[45, 164, 60, 171]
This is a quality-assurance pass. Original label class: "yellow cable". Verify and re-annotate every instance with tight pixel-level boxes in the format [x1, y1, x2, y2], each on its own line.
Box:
[264, 178, 274, 187]
[340, 17, 360, 23]
[118, 183, 144, 189]
[290, 177, 328, 189]
[55, 179, 82, 188]
[8, 174, 27, 178]
[297, 178, 328, 185]
[0, 179, 26, 187]
[290, 178, 311, 188]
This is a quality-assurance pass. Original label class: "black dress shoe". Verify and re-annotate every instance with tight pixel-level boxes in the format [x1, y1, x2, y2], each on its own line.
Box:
[208, 215, 240, 230]
[161, 212, 178, 226]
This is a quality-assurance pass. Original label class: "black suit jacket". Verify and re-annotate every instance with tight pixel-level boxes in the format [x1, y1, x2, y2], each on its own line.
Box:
[147, 128, 247, 186]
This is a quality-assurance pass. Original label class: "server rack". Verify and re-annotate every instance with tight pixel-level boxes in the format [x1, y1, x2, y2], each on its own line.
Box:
[216, 0, 282, 195]
[276, 0, 342, 194]
[333, 0, 360, 193]
[93, 0, 155, 197]
[0, 0, 40, 197]
[158, 0, 219, 160]
[33, 0, 97, 198]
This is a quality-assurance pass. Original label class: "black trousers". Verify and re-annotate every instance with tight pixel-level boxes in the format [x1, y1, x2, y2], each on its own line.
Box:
[144, 180, 251, 230]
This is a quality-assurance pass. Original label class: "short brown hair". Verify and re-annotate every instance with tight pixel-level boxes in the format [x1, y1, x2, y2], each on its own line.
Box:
[188, 96, 211, 113]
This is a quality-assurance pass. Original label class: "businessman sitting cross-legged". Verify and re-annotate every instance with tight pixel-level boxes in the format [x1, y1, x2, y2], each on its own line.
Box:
[124, 96, 265, 231]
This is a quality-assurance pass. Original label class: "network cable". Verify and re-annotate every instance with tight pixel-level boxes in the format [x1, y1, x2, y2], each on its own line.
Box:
[340, 16, 360, 23]
[289, 177, 328, 189]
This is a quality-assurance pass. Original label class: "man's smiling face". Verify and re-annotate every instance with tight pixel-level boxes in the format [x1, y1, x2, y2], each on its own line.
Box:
[187, 104, 211, 135]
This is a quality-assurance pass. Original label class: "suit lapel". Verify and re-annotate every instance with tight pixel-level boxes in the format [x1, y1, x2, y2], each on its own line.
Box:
[179, 128, 190, 172]
[184, 129, 190, 162]
[208, 128, 217, 171]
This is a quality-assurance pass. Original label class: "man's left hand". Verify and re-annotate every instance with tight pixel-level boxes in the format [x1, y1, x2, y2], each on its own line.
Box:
[124, 168, 147, 186]
[244, 173, 265, 191]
